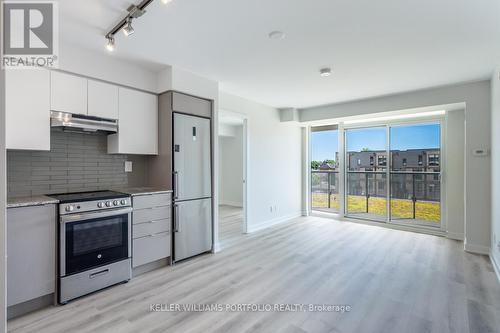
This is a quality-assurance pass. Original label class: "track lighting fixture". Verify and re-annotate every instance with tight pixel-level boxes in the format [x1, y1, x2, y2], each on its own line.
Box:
[105, 0, 172, 51]
[122, 18, 135, 36]
[106, 36, 115, 52]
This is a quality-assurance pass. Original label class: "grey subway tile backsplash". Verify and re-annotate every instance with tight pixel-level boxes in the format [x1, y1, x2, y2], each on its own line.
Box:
[7, 130, 148, 197]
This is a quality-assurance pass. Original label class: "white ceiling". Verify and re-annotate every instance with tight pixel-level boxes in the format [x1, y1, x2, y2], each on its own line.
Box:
[59, 0, 500, 108]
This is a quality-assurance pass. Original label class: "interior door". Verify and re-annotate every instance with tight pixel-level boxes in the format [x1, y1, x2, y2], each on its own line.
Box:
[173, 113, 212, 201]
[174, 198, 212, 261]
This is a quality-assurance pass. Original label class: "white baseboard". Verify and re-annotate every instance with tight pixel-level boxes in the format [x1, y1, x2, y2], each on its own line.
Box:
[490, 252, 500, 284]
[247, 212, 302, 233]
[464, 242, 490, 255]
[219, 200, 243, 207]
[447, 232, 464, 241]
[212, 242, 221, 253]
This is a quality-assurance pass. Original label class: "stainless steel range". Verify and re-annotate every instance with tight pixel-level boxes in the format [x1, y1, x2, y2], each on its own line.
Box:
[50, 191, 132, 304]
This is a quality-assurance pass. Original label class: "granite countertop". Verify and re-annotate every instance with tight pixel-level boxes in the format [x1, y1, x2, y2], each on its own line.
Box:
[7, 195, 59, 209]
[114, 187, 173, 197]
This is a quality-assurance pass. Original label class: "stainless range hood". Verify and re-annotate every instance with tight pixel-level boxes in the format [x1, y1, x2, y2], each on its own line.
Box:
[51, 111, 118, 134]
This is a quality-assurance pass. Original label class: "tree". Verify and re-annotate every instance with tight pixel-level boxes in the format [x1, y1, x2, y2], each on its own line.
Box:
[311, 161, 320, 170]
[361, 147, 370, 152]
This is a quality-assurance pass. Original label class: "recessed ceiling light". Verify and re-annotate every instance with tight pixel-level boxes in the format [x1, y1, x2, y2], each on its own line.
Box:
[319, 67, 332, 77]
[161, 0, 173, 3]
[268, 31, 285, 40]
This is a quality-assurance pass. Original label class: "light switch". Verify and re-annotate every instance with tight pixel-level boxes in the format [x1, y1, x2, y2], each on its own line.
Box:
[125, 161, 133, 172]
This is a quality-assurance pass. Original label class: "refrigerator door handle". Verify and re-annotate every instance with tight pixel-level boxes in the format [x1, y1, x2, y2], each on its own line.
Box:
[174, 204, 180, 233]
[173, 171, 179, 200]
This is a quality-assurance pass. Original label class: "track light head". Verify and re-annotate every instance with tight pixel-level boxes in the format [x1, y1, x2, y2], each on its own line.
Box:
[122, 18, 135, 36]
[106, 36, 115, 52]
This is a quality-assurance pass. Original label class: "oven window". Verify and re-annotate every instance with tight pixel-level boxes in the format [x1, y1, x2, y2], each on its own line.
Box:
[65, 213, 129, 275]
[73, 218, 123, 256]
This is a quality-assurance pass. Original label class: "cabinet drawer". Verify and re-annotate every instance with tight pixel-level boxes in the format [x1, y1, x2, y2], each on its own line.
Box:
[133, 232, 171, 267]
[133, 193, 171, 210]
[133, 219, 170, 239]
[133, 206, 171, 224]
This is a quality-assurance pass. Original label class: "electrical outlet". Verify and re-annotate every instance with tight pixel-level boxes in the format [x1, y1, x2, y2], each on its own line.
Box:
[124, 161, 133, 172]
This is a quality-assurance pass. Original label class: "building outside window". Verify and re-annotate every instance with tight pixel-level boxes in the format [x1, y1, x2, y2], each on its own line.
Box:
[428, 154, 439, 166]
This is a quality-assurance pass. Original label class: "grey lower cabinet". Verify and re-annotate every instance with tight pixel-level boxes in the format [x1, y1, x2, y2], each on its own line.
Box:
[132, 193, 172, 268]
[7, 204, 56, 308]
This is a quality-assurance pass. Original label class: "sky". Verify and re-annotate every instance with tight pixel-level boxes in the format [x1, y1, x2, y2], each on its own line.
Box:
[311, 124, 440, 161]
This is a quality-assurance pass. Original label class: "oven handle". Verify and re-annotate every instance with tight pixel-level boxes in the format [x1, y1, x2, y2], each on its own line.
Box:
[60, 207, 133, 224]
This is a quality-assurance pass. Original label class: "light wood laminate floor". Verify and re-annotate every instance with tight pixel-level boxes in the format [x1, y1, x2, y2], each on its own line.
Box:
[219, 205, 245, 250]
[9, 215, 500, 333]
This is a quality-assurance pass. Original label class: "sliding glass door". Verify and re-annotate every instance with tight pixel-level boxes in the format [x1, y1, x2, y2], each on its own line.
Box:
[389, 123, 441, 227]
[343, 122, 442, 228]
[345, 127, 387, 222]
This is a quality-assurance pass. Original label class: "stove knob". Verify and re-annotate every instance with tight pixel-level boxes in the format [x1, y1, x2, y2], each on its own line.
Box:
[97, 202, 105, 208]
[105, 201, 112, 207]
[120, 199, 127, 205]
[113, 200, 119, 206]
[65, 205, 74, 212]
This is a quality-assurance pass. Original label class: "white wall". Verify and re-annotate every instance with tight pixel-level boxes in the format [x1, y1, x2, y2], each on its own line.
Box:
[219, 92, 303, 232]
[218, 124, 238, 137]
[491, 69, 500, 275]
[0, 57, 6, 333]
[59, 43, 158, 92]
[218, 126, 243, 207]
[446, 110, 465, 240]
[300, 81, 491, 254]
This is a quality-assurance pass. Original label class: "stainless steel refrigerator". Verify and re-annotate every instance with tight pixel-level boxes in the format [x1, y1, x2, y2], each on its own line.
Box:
[173, 113, 212, 262]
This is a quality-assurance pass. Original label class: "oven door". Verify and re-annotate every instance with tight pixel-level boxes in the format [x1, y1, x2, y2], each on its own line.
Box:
[60, 207, 132, 277]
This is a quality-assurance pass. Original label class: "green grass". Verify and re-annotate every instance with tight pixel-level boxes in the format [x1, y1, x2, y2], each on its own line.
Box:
[312, 193, 440, 223]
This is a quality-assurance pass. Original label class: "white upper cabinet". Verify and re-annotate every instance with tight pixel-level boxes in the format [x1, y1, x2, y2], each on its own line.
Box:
[87, 79, 119, 119]
[50, 71, 87, 115]
[6, 69, 51, 151]
[108, 87, 158, 155]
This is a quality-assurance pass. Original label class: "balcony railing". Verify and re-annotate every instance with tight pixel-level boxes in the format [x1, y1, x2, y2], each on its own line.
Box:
[311, 171, 339, 212]
[311, 170, 441, 223]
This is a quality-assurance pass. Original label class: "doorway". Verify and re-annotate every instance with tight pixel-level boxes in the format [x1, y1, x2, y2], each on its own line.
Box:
[218, 110, 248, 249]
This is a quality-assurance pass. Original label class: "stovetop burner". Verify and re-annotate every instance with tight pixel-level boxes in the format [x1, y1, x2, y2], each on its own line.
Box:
[49, 190, 128, 203]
